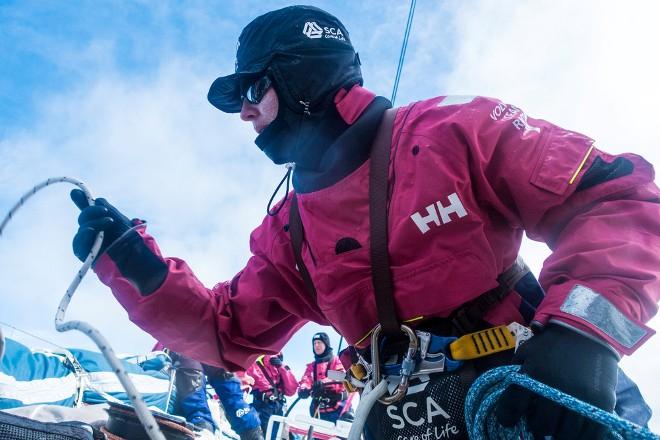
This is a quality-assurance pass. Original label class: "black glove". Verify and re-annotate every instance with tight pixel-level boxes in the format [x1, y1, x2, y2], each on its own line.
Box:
[496, 324, 618, 439]
[321, 389, 344, 404]
[269, 356, 283, 368]
[298, 388, 311, 399]
[311, 380, 324, 397]
[70, 189, 167, 296]
[203, 365, 235, 383]
[70, 189, 132, 262]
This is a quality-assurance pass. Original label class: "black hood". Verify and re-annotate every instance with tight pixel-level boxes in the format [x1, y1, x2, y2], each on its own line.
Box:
[254, 88, 349, 168]
[253, 48, 362, 168]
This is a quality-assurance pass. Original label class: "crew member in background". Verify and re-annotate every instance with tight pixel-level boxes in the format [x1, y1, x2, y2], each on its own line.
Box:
[204, 365, 264, 440]
[166, 350, 264, 440]
[169, 352, 216, 433]
[246, 353, 298, 434]
[298, 333, 352, 423]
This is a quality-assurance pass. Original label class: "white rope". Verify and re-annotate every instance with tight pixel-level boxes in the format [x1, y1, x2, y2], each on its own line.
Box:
[347, 379, 388, 440]
[0, 177, 166, 440]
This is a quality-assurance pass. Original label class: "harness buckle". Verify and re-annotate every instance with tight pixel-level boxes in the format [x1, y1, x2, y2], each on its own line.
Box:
[371, 324, 418, 404]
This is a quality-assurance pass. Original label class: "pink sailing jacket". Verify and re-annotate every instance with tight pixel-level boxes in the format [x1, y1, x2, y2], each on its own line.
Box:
[298, 356, 347, 413]
[245, 355, 298, 396]
[95, 86, 660, 370]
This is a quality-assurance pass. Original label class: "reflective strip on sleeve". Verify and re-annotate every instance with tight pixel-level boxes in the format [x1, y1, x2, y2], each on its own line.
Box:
[560, 285, 648, 349]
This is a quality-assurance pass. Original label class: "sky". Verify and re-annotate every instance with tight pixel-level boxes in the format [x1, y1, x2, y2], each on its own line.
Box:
[1, 0, 659, 432]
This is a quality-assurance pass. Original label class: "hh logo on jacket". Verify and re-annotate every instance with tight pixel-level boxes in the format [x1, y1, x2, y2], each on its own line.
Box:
[410, 193, 467, 234]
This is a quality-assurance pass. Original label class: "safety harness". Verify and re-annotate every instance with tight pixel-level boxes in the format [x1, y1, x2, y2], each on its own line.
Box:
[254, 357, 284, 403]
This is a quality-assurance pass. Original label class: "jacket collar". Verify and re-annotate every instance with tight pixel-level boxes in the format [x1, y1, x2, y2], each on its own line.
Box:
[334, 84, 377, 124]
[293, 86, 391, 193]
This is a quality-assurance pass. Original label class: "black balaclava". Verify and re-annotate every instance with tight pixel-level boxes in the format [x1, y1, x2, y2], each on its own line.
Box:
[254, 49, 360, 171]
[312, 332, 333, 362]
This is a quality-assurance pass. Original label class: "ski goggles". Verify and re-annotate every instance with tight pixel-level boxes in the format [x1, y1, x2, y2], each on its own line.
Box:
[241, 74, 272, 105]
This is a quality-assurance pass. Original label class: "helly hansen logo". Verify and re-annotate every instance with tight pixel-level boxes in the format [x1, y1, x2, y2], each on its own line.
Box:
[410, 193, 467, 234]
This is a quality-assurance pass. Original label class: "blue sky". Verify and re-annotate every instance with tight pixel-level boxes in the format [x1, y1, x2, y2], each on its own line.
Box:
[0, 1, 448, 135]
[1, 0, 660, 430]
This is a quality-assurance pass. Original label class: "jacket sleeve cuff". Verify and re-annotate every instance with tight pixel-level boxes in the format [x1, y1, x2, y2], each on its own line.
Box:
[94, 224, 168, 296]
[534, 283, 655, 356]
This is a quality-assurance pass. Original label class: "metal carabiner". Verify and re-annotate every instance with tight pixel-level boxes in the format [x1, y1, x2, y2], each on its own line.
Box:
[370, 323, 419, 404]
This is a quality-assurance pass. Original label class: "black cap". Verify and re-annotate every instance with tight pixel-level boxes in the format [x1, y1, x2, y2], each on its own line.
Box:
[208, 5, 358, 113]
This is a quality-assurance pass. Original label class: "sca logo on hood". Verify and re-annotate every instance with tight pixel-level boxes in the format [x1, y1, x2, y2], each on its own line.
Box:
[302, 21, 346, 41]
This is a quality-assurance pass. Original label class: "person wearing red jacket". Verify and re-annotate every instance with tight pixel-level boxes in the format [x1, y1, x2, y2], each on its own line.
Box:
[297, 333, 352, 424]
[69, 5, 659, 440]
[245, 353, 297, 434]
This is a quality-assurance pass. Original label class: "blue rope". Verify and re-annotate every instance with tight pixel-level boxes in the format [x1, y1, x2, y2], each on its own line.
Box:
[465, 365, 660, 440]
[390, 0, 417, 105]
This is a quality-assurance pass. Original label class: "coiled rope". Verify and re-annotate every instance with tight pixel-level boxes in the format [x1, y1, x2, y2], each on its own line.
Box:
[0, 177, 166, 440]
[465, 365, 660, 440]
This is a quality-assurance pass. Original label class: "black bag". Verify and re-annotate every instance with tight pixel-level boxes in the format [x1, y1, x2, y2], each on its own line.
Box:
[364, 365, 478, 440]
[0, 411, 96, 440]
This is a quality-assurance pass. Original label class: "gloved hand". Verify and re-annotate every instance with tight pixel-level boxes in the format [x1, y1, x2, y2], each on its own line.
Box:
[269, 355, 283, 368]
[70, 189, 132, 262]
[311, 380, 324, 398]
[71, 188, 167, 296]
[496, 323, 618, 439]
[321, 389, 344, 404]
[298, 388, 311, 399]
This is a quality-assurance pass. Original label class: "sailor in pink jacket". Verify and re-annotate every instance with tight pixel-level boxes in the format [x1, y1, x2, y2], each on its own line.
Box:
[70, 5, 660, 440]
[297, 332, 351, 423]
[245, 353, 297, 433]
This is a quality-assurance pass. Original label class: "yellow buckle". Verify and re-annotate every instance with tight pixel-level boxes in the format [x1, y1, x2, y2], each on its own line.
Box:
[449, 325, 516, 361]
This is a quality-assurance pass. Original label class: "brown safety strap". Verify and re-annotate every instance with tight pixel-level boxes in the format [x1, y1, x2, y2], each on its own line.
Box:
[368, 107, 400, 337]
[289, 192, 317, 302]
